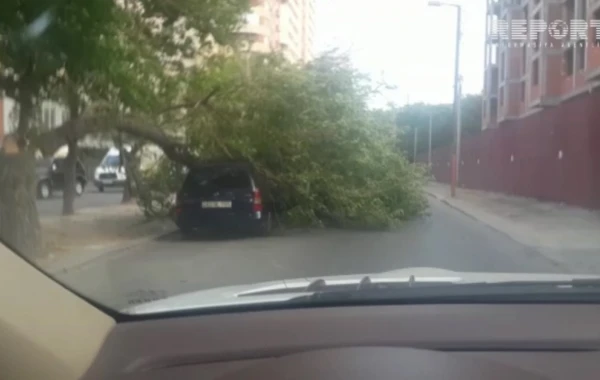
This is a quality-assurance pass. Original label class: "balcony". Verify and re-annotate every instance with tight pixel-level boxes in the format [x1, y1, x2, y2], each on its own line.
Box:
[239, 12, 269, 36]
[484, 65, 499, 95]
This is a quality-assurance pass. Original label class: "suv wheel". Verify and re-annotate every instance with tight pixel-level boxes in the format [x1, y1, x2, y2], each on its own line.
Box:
[37, 180, 52, 200]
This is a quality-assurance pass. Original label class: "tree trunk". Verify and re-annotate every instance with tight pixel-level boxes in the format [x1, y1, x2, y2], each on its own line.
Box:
[116, 134, 133, 203]
[62, 91, 80, 216]
[0, 152, 43, 259]
[16, 91, 33, 149]
[62, 137, 77, 215]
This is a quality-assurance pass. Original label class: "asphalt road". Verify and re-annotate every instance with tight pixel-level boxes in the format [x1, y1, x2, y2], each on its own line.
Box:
[55, 197, 562, 311]
[37, 187, 123, 217]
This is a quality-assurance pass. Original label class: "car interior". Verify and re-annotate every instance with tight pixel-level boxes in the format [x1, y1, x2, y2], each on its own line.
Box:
[2, 241, 600, 380]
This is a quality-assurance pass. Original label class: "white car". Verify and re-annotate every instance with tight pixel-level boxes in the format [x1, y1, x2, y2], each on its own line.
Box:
[93, 147, 129, 192]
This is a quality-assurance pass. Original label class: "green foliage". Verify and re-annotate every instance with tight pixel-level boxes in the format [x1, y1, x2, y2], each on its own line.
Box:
[0, 0, 250, 124]
[136, 157, 186, 218]
[0, 0, 118, 98]
[396, 95, 483, 159]
[145, 52, 428, 229]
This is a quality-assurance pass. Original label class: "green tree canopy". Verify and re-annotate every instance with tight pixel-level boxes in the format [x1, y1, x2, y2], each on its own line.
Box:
[396, 94, 483, 159]
[138, 52, 429, 228]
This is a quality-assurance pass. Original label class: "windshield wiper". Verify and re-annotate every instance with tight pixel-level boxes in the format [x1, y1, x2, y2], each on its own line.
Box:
[287, 278, 600, 305]
[238, 276, 460, 297]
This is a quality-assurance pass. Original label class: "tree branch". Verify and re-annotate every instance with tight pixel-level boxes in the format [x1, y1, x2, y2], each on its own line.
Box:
[158, 86, 220, 114]
[30, 111, 202, 169]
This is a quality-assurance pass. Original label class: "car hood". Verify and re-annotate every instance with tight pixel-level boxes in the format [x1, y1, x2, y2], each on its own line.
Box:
[122, 267, 600, 315]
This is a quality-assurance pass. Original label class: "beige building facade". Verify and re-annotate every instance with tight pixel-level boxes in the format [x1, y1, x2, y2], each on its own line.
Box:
[238, 0, 315, 63]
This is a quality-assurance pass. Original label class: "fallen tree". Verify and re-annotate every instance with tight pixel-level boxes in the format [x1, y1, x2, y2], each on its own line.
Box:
[123, 53, 428, 229]
[23, 52, 428, 237]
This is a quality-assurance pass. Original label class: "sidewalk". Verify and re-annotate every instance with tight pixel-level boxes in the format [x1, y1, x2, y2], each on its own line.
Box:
[38, 203, 176, 273]
[426, 182, 600, 274]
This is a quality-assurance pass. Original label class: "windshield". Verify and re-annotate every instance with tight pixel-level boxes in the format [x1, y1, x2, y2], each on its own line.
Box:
[102, 155, 121, 167]
[3, 0, 600, 317]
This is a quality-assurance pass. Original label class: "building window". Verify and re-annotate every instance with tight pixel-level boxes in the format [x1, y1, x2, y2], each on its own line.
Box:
[564, 45, 574, 76]
[245, 12, 260, 25]
[532, 58, 539, 85]
[580, 0, 587, 20]
[521, 44, 527, 74]
[533, 11, 541, 50]
[491, 99, 498, 120]
[594, 9, 600, 46]
[576, 40, 586, 70]
[500, 51, 505, 81]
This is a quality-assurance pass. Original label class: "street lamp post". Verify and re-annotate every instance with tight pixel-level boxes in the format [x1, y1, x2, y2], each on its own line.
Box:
[428, 112, 433, 166]
[413, 126, 419, 163]
[428, 1, 462, 197]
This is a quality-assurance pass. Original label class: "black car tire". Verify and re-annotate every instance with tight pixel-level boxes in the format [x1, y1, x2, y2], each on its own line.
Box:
[37, 180, 52, 200]
[97, 184, 105, 192]
[75, 179, 85, 196]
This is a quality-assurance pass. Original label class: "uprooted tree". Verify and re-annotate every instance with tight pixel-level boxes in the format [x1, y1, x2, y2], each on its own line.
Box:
[68, 53, 429, 229]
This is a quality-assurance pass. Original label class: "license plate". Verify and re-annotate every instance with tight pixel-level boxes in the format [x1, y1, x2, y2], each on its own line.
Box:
[101, 180, 114, 185]
[202, 201, 232, 209]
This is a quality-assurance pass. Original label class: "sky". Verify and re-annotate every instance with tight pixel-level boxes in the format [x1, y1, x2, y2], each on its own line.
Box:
[314, 0, 486, 107]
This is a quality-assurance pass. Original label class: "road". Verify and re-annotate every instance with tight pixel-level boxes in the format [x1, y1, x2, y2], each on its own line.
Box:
[55, 197, 562, 311]
[37, 187, 123, 217]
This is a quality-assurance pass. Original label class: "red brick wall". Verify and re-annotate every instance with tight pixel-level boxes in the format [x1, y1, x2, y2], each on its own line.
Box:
[423, 90, 600, 209]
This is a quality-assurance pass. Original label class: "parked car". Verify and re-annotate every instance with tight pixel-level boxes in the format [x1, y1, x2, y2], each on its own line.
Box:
[173, 163, 273, 236]
[36, 157, 87, 199]
[93, 147, 129, 192]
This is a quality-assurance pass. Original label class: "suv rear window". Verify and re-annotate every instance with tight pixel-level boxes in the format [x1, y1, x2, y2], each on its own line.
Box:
[183, 168, 252, 196]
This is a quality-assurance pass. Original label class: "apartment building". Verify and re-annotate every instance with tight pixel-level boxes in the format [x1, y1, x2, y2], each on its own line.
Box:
[0, 97, 69, 146]
[238, 0, 315, 63]
[483, 0, 600, 130]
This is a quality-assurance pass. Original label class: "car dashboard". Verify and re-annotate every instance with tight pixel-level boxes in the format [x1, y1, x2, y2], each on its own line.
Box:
[81, 304, 600, 379]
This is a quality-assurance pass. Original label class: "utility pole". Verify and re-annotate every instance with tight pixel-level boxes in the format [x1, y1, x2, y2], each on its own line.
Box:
[413, 127, 419, 163]
[428, 1, 462, 197]
[428, 112, 433, 166]
[452, 5, 462, 196]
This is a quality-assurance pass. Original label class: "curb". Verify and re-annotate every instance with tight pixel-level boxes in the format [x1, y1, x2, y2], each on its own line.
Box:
[42, 226, 178, 275]
[424, 188, 445, 201]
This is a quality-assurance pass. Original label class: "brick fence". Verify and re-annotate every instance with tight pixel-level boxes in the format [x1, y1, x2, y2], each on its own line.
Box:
[421, 90, 600, 209]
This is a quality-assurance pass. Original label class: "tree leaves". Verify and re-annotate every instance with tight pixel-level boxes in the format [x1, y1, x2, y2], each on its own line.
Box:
[140, 52, 428, 229]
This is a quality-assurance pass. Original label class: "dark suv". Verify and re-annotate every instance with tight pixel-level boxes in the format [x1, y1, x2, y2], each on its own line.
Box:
[36, 157, 88, 199]
[173, 163, 272, 236]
